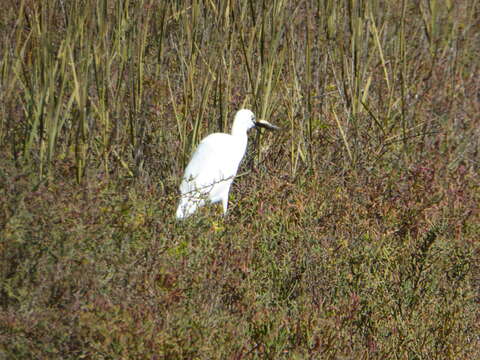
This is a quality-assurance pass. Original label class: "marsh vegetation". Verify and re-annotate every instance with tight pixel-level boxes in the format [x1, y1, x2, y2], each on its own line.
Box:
[1, 0, 479, 358]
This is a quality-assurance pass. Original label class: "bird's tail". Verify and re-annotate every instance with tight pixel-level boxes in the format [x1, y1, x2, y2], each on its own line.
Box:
[176, 197, 202, 219]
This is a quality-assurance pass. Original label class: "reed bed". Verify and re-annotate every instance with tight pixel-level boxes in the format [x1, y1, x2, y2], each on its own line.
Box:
[1, 0, 479, 358]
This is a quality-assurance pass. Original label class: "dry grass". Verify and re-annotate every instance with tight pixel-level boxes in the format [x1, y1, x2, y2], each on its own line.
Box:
[1, 0, 479, 358]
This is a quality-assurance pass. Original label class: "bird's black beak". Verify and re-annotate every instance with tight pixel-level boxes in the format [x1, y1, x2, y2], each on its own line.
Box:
[255, 119, 280, 130]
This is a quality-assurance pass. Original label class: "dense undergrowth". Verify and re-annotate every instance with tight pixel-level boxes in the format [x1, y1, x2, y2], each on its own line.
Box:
[1, 0, 479, 358]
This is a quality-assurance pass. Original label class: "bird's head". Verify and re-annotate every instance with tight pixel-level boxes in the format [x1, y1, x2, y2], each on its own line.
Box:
[232, 109, 280, 135]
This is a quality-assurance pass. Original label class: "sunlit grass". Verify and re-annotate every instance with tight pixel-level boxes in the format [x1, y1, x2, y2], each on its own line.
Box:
[0, 0, 479, 358]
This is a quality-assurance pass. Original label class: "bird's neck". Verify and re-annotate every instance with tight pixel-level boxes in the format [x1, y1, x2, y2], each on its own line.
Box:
[229, 129, 249, 156]
[231, 127, 249, 137]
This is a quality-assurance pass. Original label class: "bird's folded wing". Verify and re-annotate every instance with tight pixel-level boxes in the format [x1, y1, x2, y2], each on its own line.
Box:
[180, 134, 236, 194]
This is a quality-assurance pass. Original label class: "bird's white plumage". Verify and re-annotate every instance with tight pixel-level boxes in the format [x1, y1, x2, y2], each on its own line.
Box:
[176, 109, 274, 219]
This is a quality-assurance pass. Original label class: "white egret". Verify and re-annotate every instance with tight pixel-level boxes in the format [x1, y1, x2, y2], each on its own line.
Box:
[176, 109, 279, 219]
